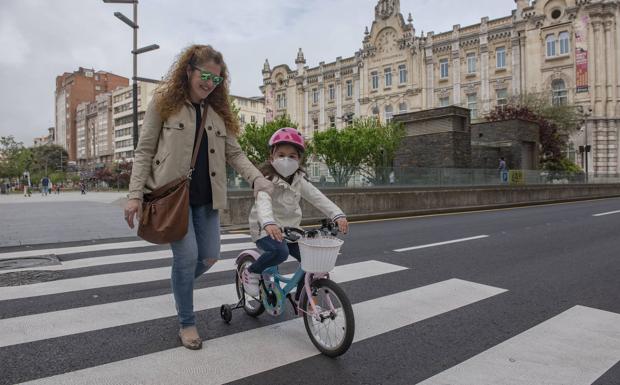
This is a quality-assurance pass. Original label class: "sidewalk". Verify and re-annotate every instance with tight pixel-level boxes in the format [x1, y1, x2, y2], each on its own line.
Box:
[0, 192, 136, 247]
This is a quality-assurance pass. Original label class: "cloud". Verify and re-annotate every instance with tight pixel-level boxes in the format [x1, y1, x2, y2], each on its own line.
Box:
[0, 0, 516, 145]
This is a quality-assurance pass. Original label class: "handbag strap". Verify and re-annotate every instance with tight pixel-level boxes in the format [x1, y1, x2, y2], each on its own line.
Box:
[189, 103, 209, 176]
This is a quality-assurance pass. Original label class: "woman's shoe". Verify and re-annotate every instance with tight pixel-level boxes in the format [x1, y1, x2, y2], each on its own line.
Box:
[178, 326, 202, 350]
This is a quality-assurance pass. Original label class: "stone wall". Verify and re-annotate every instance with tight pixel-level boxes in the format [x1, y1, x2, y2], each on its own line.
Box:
[470, 119, 540, 169]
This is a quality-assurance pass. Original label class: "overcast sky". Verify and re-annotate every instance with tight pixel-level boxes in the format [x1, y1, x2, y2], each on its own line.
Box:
[0, 0, 516, 145]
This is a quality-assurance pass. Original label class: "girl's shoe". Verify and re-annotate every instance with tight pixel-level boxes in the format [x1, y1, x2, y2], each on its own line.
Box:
[242, 267, 260, 297]
[178, 325, 202, 350]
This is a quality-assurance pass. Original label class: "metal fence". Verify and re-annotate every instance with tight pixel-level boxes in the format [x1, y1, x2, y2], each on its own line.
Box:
[227, 166, 620, 190]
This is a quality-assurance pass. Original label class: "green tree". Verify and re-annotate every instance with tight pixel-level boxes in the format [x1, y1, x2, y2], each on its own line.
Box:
[312, 125, 369, 186]
[0, 136, 26, 178]
[238, 115, 298, 166]
[31, 144, 68, 176]
[356, 117, 405, 185]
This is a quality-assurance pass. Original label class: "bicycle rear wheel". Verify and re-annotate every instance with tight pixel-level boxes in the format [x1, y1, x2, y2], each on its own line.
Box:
[235, 255, 265, 317]
[300, 278, 354, 357]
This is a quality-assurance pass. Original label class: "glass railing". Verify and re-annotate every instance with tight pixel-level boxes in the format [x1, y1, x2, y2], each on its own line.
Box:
[226, 166, 620, 190]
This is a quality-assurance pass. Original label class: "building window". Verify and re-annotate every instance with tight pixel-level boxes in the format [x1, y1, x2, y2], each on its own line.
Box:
[496, 88, 508, 106]
[399, 102, 407, 113]
[371, 71, 379, 90]
[346, 80, 353, 97]
[240, 114, 246, 124]
[439, 96, 449, 107]
[467, 94, 478, 119]
[344, 113, 354, 125]
[496, 47, 506, 68]
[384, 67, 392, 87]
[384, 105, 393, 122]
[559, 32, 570, 55]
[372, 106, 379, 116]
[467, 53, 476, 74]
[552, 79, 568, 106]
[276, 95, 281, 109]
[398, 64, 407, 84]
[313, 118, 319, 133]
[312, 88, 319, 104]
[328, 84, 335, 101]
[329, 116, 336, 128]
[546, 34, 556, 57]
[251, 115, 256, 123]
[440, 59, 449, 79]
[282, 93, 287, 108]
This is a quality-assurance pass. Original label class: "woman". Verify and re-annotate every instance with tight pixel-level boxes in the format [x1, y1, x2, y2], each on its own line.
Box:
[124, 45, 272, 350]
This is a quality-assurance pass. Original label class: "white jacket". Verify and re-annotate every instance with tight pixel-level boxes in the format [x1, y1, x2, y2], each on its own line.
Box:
[248, 172, 345, 241]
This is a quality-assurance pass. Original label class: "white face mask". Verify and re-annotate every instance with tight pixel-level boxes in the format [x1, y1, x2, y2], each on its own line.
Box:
[271, 157, 299, 178]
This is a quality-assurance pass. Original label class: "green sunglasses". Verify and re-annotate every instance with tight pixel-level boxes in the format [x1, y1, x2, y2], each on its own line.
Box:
[192, 65, 224, 85]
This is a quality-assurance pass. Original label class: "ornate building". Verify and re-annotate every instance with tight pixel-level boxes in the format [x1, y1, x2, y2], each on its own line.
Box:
[261, 0, 620, 175]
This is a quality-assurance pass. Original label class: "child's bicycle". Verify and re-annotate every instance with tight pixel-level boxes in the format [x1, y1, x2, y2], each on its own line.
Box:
[220, 219, 355, 357]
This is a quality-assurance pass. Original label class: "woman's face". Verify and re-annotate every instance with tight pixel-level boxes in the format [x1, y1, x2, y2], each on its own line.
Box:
[187, 60, 222, 103]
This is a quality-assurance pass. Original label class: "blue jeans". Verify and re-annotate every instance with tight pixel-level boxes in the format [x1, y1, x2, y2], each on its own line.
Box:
[249, 236, 301, 274]
[170, 204, 220, 327]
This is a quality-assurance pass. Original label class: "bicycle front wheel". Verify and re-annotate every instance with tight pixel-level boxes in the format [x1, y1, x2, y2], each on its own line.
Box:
[300, 278, 355, 357]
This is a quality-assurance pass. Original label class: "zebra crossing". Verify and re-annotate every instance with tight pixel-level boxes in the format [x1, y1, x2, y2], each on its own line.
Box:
[1, 235, 619, 385]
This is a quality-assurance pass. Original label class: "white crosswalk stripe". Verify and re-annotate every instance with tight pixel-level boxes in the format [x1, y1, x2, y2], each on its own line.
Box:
[0, 234, 250, 260]
[0, 241, 255, 274]
[21, 279, 506, 385]
[418, 305, 620, 385]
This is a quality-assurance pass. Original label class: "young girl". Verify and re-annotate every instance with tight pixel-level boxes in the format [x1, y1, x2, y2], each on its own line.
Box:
[243, 128, 349, 297]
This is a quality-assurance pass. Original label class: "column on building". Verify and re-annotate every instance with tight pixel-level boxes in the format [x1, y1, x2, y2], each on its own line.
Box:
[354, 65, 361, 116]
[451, 25, 461, 106]
[319, 68, 325, 131]
[511, 30, 522, 96]
[479, 18, 490, 114]
[336, 58, 343, 128]
[605, 18, 618, 173]
[425, 32, 434, 108]
[592, 18, 607, 173]
[304, 85, 309, 133]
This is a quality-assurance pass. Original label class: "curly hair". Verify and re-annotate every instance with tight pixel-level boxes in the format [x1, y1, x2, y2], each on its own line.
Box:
[154, 44, 241, 136]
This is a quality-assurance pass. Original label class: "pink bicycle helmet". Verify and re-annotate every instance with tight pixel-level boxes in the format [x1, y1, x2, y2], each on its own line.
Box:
[268, 127, 305, 152]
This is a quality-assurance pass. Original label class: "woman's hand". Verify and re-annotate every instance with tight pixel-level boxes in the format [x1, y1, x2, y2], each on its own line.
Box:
[264, 224, 283, 242]
[124, 199, 142, 229]
[253, 176, 274, 198]
[336, 217, 349, 234]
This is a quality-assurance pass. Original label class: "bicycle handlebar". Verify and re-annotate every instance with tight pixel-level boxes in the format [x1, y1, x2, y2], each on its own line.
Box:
[282, 219, 340, 242]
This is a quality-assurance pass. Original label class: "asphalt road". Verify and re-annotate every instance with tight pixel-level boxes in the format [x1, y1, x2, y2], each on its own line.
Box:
[0, 197, 619, 384]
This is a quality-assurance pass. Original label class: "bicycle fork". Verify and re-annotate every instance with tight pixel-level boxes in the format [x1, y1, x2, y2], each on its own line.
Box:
[297, 273, 337, 321]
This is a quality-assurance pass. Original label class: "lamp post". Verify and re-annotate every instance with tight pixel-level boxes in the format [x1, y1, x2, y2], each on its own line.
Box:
[103, 0, 159, 150]
[579, 107, 592, 183]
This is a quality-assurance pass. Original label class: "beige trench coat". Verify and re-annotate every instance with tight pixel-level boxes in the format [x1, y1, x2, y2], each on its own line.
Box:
[128, 99, 262, 209]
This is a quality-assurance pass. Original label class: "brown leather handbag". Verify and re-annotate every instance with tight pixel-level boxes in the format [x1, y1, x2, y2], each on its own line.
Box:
[137, 105, 208, 244]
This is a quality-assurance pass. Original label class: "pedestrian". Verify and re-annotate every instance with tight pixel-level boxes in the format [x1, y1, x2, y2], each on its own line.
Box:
[242, 128, 348, 297]
[22, 176, 30, 197]
[123, 44, 273, 350]
[41, 176, 50, 196]
[498, 157, 508, 172]
[80, 181, 86, 195]
[389, 170, 395, 185]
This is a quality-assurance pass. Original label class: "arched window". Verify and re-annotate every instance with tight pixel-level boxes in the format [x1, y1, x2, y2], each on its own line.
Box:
[384, 105, 393, 122]
[372, 106, 379, 115]
[546, 34, 556, 57]
[559, 32, 570, 55]
[552, 79, 568, 106]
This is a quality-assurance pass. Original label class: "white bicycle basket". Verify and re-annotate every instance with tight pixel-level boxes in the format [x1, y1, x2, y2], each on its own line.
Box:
[298, 235, 344, 273]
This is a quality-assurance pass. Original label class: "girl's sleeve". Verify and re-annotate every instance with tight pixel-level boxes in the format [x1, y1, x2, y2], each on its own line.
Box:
[127, 99, 161, 201]
[299, 178, 345, 221]
[256, 191, 277, 228]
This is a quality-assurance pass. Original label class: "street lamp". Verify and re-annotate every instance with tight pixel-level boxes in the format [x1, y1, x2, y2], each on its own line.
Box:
[578, 107, 592, 183]
[103, 0, 160, 150]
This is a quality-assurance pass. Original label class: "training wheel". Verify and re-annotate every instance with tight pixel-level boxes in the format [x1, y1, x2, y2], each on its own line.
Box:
[220, 304, 232, 323]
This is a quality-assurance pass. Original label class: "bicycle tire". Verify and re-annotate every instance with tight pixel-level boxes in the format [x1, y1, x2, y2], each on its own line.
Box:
[300, 278, 355, 357]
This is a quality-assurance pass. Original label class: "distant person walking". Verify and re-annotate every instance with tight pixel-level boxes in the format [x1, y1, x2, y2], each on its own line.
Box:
[41, 176, 50, 196]
[498, 157, 508, 172]
[22, 176, 30, 197]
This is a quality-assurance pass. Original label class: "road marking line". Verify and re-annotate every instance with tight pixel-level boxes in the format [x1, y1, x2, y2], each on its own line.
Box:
[22, 278, 505, 385]
[593, 210, 620, 217]
[0, 260, 407, 348]
[0, 242, 255, 274]
[394, 235, 489, 252]
[0, 234, 250, 260]
[418, 305, 620, 385]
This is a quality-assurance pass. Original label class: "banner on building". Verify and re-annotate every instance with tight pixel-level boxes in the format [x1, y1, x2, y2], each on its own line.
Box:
[575, 15, 589, 93]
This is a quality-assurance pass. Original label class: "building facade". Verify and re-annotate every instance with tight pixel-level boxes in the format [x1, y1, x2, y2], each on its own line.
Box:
[75, 93, 115, 167]
[262, 0, 620, 175]
[230, 95, 266, 127]
[55, 67, 128, 161]
[112, 82, 158, 162]
[33, 127, 55, 147]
